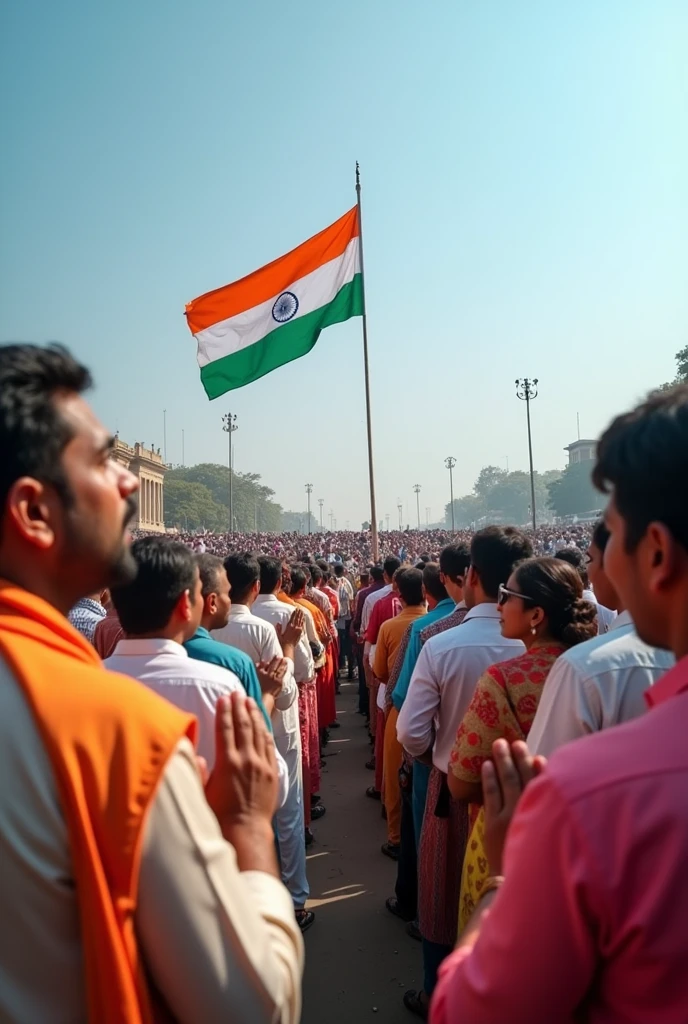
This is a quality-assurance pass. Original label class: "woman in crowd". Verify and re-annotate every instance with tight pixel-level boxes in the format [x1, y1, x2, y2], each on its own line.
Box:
[447, 556, 597, 928]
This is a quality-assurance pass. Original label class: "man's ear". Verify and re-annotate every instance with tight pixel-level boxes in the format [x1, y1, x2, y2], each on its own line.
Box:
[176, 588, 193, 623]
[5, 477, 59, 550]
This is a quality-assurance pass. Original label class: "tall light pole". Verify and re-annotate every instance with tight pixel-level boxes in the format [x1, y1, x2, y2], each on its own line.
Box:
[397, 500, 403, 530]
[318, 498, 324, 531]
[445, 457, 456, 533]
[305, 484, 313, 535]
[413, 484, 421, 530]
[222, 412, 238, 533]
[515, 378, 539, 531]
[386, 514, 390, 532]
[329, 509, 334, 531]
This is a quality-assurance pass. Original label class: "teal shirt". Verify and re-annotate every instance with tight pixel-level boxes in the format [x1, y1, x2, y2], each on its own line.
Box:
[184, 626, 272, 731]
[391, 598, 455, 711]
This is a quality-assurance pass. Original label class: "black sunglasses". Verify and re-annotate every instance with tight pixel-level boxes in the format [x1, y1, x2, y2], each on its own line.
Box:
[497, 584, 534, 607]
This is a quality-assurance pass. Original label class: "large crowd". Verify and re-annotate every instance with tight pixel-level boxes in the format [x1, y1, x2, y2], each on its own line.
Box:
[1, 342, 687, 1024]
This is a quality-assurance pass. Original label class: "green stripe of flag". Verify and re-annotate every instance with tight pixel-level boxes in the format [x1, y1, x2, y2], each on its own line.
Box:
[199, 274, 363, 399]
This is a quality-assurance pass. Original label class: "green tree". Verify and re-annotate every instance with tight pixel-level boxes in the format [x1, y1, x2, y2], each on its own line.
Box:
[165, 464, 282, 532]
[659, 345, 688, 390]
[445, 494, 484, 528]
[474, 466, 508, 500]
[164, 479, 225, 530]
[548, 461, 602, 518]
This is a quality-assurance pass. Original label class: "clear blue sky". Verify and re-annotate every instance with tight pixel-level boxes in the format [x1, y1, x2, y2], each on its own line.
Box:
[2, 0, 686, 527]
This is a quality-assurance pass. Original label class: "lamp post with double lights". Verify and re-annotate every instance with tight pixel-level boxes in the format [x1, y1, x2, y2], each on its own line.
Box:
[305, 484, 313, 535]
[413, 484, 421, 530]
[221, 412, 238, 533]
[515, 378, 539, 531]
[445, 457, 456, 533]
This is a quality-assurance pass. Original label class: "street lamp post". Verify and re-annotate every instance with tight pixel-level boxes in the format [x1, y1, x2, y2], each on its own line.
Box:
[305, 484, 313, 535]
[515, 378, 539, 531]
[318, 498, 324, 531]
[221, 412, 238, 533]
[445, 457, 456, 533]
[413, 484, 421, 530]
[397, 501, 403, 530]
[386, 514, 390, 532]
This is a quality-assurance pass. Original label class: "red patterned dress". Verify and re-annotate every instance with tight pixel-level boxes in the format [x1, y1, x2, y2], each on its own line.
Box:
[449, 643, 566, 930]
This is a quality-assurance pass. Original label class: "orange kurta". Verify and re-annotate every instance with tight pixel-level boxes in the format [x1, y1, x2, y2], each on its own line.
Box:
[0, 582, 196, 1024]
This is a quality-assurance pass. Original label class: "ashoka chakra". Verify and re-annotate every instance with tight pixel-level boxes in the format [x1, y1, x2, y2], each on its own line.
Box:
[272, 291, 299, 323]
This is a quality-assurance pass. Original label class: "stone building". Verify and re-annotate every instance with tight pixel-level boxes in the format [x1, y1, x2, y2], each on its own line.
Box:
[111, 438, 167, 532]
[564, 439, 596, 466]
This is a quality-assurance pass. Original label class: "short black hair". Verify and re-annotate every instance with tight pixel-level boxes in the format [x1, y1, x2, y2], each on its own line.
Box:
[290, 565, 308, 593]
[439, 543, 471, 582]
[309, 564, 323, 584]
[258, 555, 282, 594]
[383, 555, 401, 578]
[555, 547, 589, 588]
[334, 564, 344, 577]
[0, 343, 93, 520]
[396, 567, 424, 605]
[593, 384, 688, 552]
[316, 559, 329, 576]
[111, 537, 197, 633]
[223, 552, 260, 603]
[591, 520, 611, 552]
[196, 553, 224, 597]
[422, 562, 448, 603]
[370, 565, 385, 582]
[470, 526, 533, 599]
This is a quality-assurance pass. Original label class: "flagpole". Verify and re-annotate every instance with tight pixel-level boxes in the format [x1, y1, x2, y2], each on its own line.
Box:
[356, 162, 379, 562]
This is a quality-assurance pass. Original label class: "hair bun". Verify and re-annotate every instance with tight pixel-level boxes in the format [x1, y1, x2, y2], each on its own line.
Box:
[559, 598, 598, 646]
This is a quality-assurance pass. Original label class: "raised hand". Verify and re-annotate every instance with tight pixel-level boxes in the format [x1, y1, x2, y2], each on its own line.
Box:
[483, 738, 547, 876]
[275, 608, 305, 649]
[256, 655, 289, 698]
[205, 692, 279, 838]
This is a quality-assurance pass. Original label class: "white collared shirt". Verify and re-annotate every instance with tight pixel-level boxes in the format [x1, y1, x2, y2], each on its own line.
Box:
[527, 611, 675, 757]
[252, 594, 314, 685]
[361, 584, 392, 633]
[105, 637, 289, 805]
[396, 603, 525, 772]
[211, 604, 299, 745]
[583, 588, 618, 634]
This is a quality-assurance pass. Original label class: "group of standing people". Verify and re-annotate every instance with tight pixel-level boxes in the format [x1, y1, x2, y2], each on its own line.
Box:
[2, 340, 688, 1023]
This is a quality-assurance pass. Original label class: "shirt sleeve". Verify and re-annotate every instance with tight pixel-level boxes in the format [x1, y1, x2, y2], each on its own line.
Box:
[260, 626, 297, 713]
[137, 738, 304, 1024]
[373, 626, 389, 683]
[240, 660, 273, 732]
[430, 771, 598, 1024]
[395, 641, 439, 757]
[527, 658, 595, 757]
[449, 668, 514, 783]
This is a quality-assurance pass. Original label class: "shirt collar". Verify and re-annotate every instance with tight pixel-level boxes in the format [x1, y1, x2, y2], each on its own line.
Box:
[462, 601, 501, 622]
[609, 609, 633, 631]
[433, 598, 455, 613]
[111, 637, 188, 657]
[645, 654, 688, 709]
[193, 626, 211, 640]
[229, 604, 251, 617]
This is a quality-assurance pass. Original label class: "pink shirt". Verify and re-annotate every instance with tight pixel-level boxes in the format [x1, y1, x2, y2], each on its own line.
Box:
[431, 655, 688, 1024]
[364, 591, 402, 646]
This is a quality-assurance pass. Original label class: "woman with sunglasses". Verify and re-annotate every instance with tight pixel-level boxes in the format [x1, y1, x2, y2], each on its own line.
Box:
[447, 556, 597, 931]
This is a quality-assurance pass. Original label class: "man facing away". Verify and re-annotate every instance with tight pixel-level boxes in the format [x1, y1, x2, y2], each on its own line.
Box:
[0, 344, 303, 1024]
[431, 386, 688, 1024]
[211, 552, 314, 931]
[397, 527, 532, 1017]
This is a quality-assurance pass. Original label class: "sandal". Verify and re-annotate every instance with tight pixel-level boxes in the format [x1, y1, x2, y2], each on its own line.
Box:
[365, 785, 381, 800]
[403, 989, 429, 1020]
[295, 909, 315, 933]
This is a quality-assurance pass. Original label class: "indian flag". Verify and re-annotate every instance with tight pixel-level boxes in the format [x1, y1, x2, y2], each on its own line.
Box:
[186, 207, 363, 399]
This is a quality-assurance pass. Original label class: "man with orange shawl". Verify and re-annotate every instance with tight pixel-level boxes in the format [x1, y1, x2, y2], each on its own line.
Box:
[0, 344, 303, 1024]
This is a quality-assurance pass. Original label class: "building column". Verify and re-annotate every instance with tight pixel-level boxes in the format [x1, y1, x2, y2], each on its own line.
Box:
[156, 481, 160, 525]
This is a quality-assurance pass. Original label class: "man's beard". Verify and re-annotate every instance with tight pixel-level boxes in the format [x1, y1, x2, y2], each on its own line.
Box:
[108, 495, 139, 586]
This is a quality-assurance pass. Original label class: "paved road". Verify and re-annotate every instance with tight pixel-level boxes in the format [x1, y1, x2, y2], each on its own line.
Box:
[301, 680, 421, 1024]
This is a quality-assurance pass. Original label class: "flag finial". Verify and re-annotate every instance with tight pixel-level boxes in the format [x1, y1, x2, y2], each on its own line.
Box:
[355, 161, 361, 193]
